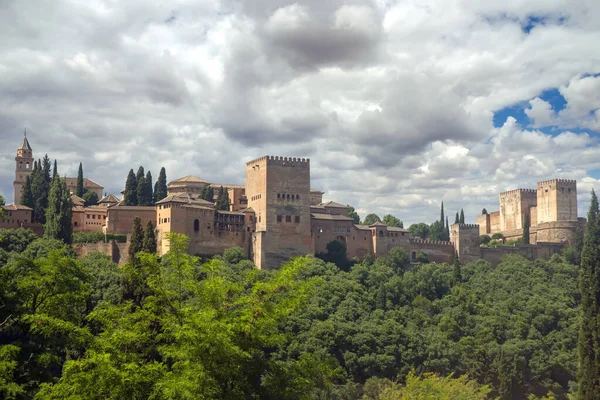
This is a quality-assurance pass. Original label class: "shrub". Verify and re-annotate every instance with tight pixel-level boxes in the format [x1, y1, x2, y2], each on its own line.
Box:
[479, 235, 491, 245]
[72, 231, 105, 244]
[491, 233, 504, 240]
[415, 251, 429, 263]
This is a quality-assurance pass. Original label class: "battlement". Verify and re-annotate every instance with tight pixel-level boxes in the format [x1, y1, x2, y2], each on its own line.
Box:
[537, 179, 577, 187]
[500, 188, 536, 196]
[451, 223, 479, 230]
[246, 155, 310, 167]
[410, 239, 454, 247]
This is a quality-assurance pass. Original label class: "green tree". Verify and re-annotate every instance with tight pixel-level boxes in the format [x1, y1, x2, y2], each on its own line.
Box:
[577, 190, 600, 399]
[440, 201, 445, 227]
[201, 185, 215, 202]
[523, 213, 530, 244]
[142, 221, 157, 254]
[154, 167, 168, 203]
[382, 214, 403, 228]
[482, 208, 488, 215]
[317, 240, 349, 270]
[43, 177, 73, 244]
[415, 251, 429, 263]
[455, 211, 459, 224]
[378, 371, 491, 400]
[408, 222, 429, 239]
[445, 216, 450, 241]
[31, 157, 51, 224]
[128, 216, 144, 264]
[20, 175, 35, 209]
[363, 213, 381, 225]
[136, 173, 146, 207]
[347, 206, 360, 224]
[82, 190, 99, 206]
[460, 209, 465, 224]
[135, 166, 145, 186]
[453, 250, 461, 283]
[0, 195, 4, 220]
[52, 160, 58, 180]
[76, 162, 84, 197]
[215, 186, 230, 211]
[123, 169, 137, 206]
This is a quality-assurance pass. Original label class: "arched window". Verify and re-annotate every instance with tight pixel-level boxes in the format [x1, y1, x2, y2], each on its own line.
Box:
[193, 219, 199, 232]
[296, 194, 300, 200]
[379, 230, 384, 237]
[19, 161, 23, 169]
[25, 162, 30, 169]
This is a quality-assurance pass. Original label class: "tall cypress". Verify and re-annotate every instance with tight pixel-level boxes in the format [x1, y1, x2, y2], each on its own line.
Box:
[135, 166, 145, 187]
[445, 216, 450, 241]
[440, 201, 445, 227]
[20, 175, 35, 209]
[577, 190, 600, 399]
[154, 167, 168, 203]
[143, 220, 157, 254]
[215, 186, 230, 211]
[44, 177, 73, 244]
[523, 213, 530, 244]
[202, 185, 214, 202]
[455, 211, 460, 224]
[31, 159, 50, 224]
[124, 169, 138, 206]
[142, 171, 153, 206]
[460, 209, 465, 224]
[136, 174, 146, 206]
[128, 216, 144, 264]
[52, 160, 58, 181]
[453, 249, 461, 284]
[76, 162, 84, 197]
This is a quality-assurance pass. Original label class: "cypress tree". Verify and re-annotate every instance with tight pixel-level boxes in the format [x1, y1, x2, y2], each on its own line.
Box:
[445, 216, 450, 241]
[124, 169, 138, 206]
[31, 159, 50, 224]
[42, 155, 51, 184]
[577, 190, 600, 399]
[482, 208, 488, 215]
[52, 160, 58, 181]
[154, 167, 168, 203]
[136, 174, 146, 206]
[215, 186, 230, 211]
[455, 211, 460, 224]
[82, 190, 99, 206]
[453, 250, 461, 284]
[76, 162, 85, 197]
[135, 166, 145, 187]
[143, 220, 157, 254]
[523, 213, 530, 244]
[460, 209, 465, 224]
[20, 175, 35, 209]
[142, 171, 153, 206]
[44, 177, 73, 244]
[128, 216, 144, 264]
[202, 185, 215, 202]
[440, 201, 445, 227]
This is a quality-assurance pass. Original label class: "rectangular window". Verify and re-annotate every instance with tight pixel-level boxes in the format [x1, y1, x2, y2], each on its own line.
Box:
[277, 215, 282, 222]
[92, 215, 96, 219]
[87, 215, 90, 219]
[286, 215, 292, 222]
[294, 216, 300, 223]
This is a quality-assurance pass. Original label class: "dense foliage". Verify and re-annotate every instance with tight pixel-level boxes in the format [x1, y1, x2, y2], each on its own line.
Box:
[0, 228, 586, 399]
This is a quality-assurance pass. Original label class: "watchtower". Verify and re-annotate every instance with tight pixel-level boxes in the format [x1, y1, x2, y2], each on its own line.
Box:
[499, 189, 537, 231]
[245, 156, 312, 269]
[13, 131, 34, 204]
[450, 223, 481, 264]
[536, 179, 577, 224]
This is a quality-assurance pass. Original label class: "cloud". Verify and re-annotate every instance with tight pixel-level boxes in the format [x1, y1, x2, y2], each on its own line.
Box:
[0, 0, 599, 225]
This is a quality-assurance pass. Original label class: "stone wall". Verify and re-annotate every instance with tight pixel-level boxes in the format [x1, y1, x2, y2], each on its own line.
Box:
[531, 219, 584, 245]
[105, 206, 156, 235]
[450, 223, 481, 264]
[480, 242, 564, 268]
[72, 240, 129, 264]
[537, 179, 577, 224]
[499, 189, 536, 231]
[407, 239, 454, 263]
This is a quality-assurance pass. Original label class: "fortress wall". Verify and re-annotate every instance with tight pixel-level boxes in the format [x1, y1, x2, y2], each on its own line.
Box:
[480, 243, 563, 268]
[106, 206, 156, 235]
[72, 240, 130, 264]
[476, 213, 490, 235]
[537, 179, 577, 224]
[490, 211, 501, 233]
[346, 229, 374, 259]
[499, 189, 536, 231]
[373, 231, 411, 257]
[408, 239, 454, 263]
[531, 220, 583, 245]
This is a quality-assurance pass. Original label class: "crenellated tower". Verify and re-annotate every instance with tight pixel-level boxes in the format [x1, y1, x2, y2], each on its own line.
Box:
[13, 131, 34, 204]
[536, 179, 577, 224]
[245, 156, 312, 269]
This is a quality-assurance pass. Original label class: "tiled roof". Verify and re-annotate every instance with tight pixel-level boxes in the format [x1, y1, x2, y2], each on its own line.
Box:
[63, 177, 104, 189]
[168, 175, 210, 185]
[354, 224, 372, 230]
[108, 206, 155, 211]
[70, 194, 86, 206]
[99, 194, 120, 203]
[387, 226, 409, 232]
[1, 203, 33, 211]
[319, 201, 349, 209]
[19, 136, 32, 150]
[217, 210, 246, 216]
[368, 221, 387, 227]
[311, 213, 354, 221]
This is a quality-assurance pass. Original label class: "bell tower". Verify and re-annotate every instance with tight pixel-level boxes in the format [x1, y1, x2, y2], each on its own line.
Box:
[13, 130, 34, 204]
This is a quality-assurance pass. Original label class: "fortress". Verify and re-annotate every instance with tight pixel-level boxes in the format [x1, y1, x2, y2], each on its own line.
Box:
[1, 136, 586, 268]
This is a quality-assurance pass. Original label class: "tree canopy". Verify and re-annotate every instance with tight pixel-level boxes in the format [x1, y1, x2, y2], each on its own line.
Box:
[363, 213, 381, 226]
[382, 214, 403, 228]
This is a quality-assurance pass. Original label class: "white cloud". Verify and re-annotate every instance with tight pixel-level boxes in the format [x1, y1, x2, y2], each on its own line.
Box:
[0, 0, 599, 225]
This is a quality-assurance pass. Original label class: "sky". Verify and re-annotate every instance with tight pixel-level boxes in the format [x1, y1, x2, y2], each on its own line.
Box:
[1, 0, 599, 226]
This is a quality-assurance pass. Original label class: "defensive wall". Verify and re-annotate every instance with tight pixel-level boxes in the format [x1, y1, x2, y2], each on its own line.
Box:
[73, 240, 130, 264]
[407, 239, 454, 263]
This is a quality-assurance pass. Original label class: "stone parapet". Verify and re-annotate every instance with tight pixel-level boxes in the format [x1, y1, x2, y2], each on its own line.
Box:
[246, 155, 310, 167]
[499, 188, 536, 196]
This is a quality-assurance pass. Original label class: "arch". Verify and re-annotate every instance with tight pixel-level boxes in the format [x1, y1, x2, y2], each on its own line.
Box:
[19, 161, 23, 169]
[193, 219, 200, 232]
[379, 230, 384, 236]
[336, 235, 346, 243]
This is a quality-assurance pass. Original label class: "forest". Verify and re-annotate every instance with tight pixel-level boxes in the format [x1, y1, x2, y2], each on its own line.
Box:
[0, 224, 584, 399]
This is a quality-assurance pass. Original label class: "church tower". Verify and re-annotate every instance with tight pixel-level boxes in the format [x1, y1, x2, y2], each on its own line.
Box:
[13, 131, 34, 204]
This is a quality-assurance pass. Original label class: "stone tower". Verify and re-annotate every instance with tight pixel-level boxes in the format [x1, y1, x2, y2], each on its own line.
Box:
[450, 223, 481, 264]
[245, 156, 312, 270]
[13, 132, 34, 204]
[536, 179, 577, 224]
